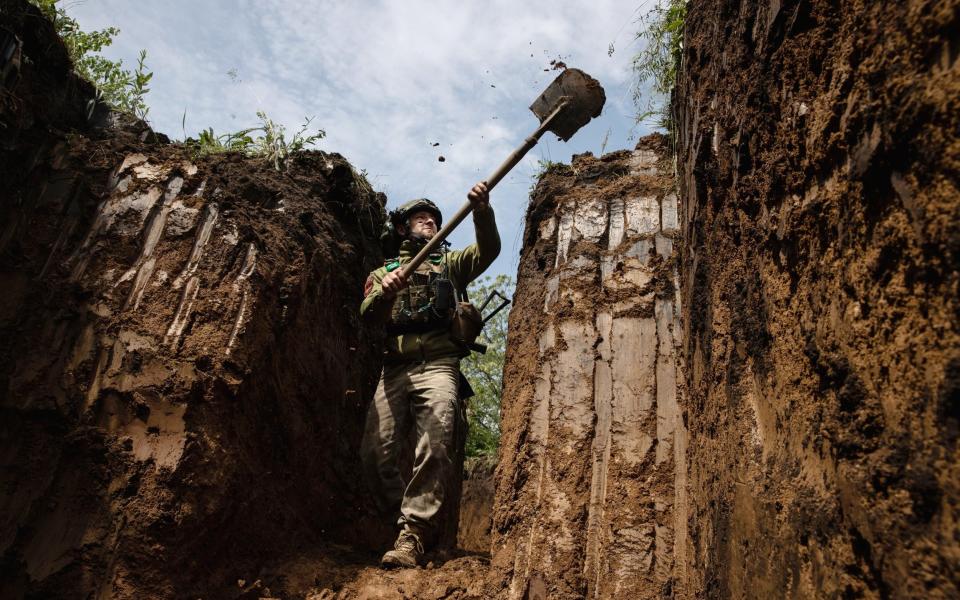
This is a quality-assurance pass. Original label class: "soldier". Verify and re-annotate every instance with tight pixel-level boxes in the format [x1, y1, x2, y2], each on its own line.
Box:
[360, 181, 499, 568]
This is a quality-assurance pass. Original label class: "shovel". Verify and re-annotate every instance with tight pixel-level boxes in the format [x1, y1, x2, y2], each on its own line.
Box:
[399, 68, 606, 278]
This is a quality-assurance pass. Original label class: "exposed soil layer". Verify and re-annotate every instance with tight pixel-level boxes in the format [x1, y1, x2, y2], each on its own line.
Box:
[674, 0, 960, 597]
[489, 139, 686, 599]
[457, 456, 496, 554]
[0, 3, 395, 597]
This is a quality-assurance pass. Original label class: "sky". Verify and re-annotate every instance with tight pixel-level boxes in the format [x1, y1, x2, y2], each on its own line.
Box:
[68, 0, 662, 280]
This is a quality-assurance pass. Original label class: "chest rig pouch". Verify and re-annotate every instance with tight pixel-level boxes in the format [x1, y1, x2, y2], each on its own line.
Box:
[386, 253, 455, 336]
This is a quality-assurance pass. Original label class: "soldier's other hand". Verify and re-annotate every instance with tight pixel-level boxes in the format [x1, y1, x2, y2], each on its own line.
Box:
[381, 270, 408, 297]
[467, 181, 490, 208]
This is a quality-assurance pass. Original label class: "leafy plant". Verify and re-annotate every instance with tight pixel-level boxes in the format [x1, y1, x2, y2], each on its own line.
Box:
[351, 166, 375, 197]
[184, 112, 326, 170]
[28, 0, 152, 119]
[632, 0, 687, 129]
[535, 158, 567, 174]
[128, 49, 152, 121]
[529, 158, 571, 193]
[186, 125, 260, 157]
[461, 274, 514, 457]
[253, 111, 326, 171]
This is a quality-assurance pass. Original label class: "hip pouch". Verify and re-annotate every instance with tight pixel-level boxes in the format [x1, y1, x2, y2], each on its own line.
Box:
[449, 302, 484, 353]
[450, 289, 511, 354]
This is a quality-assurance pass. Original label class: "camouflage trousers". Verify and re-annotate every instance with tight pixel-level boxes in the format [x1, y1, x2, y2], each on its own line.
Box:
[360, 356, 460, 539]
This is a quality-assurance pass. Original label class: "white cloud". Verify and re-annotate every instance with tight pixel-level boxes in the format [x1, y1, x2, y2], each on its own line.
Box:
[70, 0, 660, 278]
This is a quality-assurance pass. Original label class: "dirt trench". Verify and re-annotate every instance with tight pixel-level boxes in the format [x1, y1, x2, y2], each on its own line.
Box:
[2, 0, 959, 597]
[271, 139, 687, 600]
[0, 5, 687, 592]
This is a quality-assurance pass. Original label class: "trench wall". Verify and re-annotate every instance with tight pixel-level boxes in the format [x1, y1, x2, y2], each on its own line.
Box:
[675, 0, 959, 597]
[491, 138, 688, 599]
[0, 3, 388, 597]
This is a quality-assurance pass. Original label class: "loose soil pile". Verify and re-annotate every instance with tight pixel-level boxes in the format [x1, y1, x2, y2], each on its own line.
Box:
[675, 0, 959, 597]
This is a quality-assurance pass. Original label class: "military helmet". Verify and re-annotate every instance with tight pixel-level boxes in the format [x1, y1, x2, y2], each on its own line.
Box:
[392, 198, 443, 229]
[380, 198, 444, 256]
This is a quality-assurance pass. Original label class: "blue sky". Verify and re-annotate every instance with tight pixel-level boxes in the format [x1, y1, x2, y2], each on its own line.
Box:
[69, 0, 661, 280]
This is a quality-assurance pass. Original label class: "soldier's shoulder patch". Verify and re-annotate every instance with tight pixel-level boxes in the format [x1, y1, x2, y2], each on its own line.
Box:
[364, 274, 375, 297]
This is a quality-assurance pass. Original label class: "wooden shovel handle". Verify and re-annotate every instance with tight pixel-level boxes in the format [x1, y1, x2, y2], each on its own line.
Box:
[400, 99, 570, 278]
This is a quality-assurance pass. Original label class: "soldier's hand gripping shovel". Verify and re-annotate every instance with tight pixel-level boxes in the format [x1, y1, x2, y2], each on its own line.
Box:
[399, 68, 606, 278]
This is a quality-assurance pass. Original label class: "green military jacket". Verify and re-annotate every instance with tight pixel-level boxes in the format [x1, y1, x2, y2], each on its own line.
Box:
[361, 204, 500, 363]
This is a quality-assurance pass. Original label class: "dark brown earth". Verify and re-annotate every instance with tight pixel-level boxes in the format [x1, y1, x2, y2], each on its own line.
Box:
[457, 456, 495, 555]
[1, 2, 398, 597]
[674, 0, 960, 597]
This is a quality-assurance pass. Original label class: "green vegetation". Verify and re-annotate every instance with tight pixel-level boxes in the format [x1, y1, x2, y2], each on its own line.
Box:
[189, 125, 262, 156]
[632, 0, 687, 129]
[351, 166, 375, 198]
[29, 0, 151, 120]
[462, 274, 514, 458]
[184, 111, 326, 171]
[535, 158, 568, 175]
[251, 111, 326, 171]
[530, 158, 571, 193]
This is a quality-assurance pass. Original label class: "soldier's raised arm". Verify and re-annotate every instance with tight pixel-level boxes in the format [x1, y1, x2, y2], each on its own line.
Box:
[448, 181, 501, 284]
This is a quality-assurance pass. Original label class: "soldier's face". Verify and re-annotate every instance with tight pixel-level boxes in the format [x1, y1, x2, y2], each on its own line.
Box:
[407, 210, 437, 239]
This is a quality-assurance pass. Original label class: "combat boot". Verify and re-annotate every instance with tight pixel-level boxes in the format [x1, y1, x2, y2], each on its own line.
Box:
[380, 528, 424, 568]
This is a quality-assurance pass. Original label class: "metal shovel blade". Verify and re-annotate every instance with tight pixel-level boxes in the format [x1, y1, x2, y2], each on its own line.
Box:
[529, 68, 606, 141]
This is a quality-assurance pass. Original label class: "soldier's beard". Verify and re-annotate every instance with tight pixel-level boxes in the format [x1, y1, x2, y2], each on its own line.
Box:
[410, 227, 435, 241]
